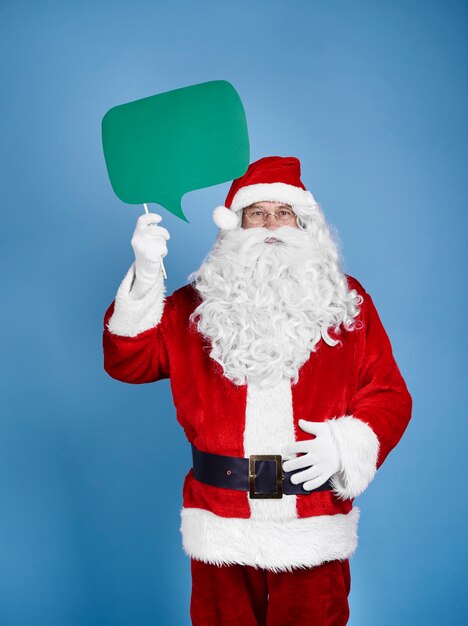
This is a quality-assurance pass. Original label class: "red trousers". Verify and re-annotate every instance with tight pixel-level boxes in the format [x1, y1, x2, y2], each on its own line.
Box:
[190, 557, 351, 626]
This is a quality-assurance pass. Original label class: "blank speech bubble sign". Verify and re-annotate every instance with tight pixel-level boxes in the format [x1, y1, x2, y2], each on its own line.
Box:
[101, 80, 250, 222]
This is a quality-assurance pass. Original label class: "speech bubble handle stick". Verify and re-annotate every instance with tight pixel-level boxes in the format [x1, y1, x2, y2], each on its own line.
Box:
[143, 203, 167, 280]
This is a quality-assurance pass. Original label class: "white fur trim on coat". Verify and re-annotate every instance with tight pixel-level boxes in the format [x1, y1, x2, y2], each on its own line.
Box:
[244, 379, 297, 521]
[106, 262, 166, 337]
[230, 183, 317, 214]
[180, 506, 360, 572]
[327, 415, 380, 501]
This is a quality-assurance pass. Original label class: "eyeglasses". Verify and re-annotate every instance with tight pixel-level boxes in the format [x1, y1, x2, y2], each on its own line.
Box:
[243, 207, 297, 225]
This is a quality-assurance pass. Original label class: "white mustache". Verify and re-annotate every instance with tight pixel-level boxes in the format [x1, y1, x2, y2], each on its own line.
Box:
[215, 226, 322, 272]
[220, 225, 311, 250]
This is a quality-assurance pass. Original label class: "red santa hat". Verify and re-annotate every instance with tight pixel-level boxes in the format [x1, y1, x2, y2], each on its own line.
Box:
[212, 155, 317, 230]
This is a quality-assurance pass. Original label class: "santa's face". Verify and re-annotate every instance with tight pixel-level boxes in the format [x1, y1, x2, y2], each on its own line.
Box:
[189, 207, 361, 388]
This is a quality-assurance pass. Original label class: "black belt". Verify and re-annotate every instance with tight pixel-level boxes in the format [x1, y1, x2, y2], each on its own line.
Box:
[191, 443, 333, 499]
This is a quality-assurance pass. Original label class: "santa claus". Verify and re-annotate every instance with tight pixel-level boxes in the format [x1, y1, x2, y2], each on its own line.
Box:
[103, 156, 412, 625]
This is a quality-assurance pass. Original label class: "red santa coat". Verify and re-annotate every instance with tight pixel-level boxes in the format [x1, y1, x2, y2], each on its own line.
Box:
[103, 264, 412, 572]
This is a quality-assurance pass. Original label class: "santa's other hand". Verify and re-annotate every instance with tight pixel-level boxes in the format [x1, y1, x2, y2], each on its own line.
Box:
[281, 419, 342, 491]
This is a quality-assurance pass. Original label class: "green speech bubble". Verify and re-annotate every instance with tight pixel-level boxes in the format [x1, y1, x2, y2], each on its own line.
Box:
[101, 80, 250, 222]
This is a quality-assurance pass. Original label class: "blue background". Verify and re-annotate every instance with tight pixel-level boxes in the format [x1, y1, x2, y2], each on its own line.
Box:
[1, 1, 466, 624]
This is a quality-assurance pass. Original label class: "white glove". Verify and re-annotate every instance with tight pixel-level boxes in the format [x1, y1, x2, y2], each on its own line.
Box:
[281, 419, 342, 491]
[130, 213, 170, 298]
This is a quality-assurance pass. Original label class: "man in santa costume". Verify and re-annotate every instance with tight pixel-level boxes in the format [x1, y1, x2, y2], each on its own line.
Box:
[103, 156, 412, 625]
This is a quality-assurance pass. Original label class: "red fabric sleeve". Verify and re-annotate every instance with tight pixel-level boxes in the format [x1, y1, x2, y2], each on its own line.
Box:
[347, 291, 412, 469]
[102, 300, 170, 384]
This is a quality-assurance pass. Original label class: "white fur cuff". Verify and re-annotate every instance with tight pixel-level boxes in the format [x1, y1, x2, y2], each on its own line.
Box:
[106, 262, 166, 337]
[327, 415, 380, 500]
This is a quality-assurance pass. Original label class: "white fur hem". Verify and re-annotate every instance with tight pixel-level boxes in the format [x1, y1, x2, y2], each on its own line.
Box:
[230, 183, 317, 214]
[106, 262, 166, 337]
[180, 506, 359, 572]
[328, 415, 380, 500]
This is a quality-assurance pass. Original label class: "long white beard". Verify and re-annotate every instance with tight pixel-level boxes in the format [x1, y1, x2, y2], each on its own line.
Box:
[189, 224, 362, 388]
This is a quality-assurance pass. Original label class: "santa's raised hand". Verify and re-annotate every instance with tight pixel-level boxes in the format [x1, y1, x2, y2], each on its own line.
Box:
[281, 420, 342, 491]
[130, 212, 170, 298]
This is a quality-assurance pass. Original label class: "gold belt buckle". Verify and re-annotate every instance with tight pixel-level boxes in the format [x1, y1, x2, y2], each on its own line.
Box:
[249, 454, 283, 499]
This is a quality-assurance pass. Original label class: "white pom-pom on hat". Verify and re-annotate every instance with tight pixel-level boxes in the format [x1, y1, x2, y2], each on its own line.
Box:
[212, 205, 239, 231]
